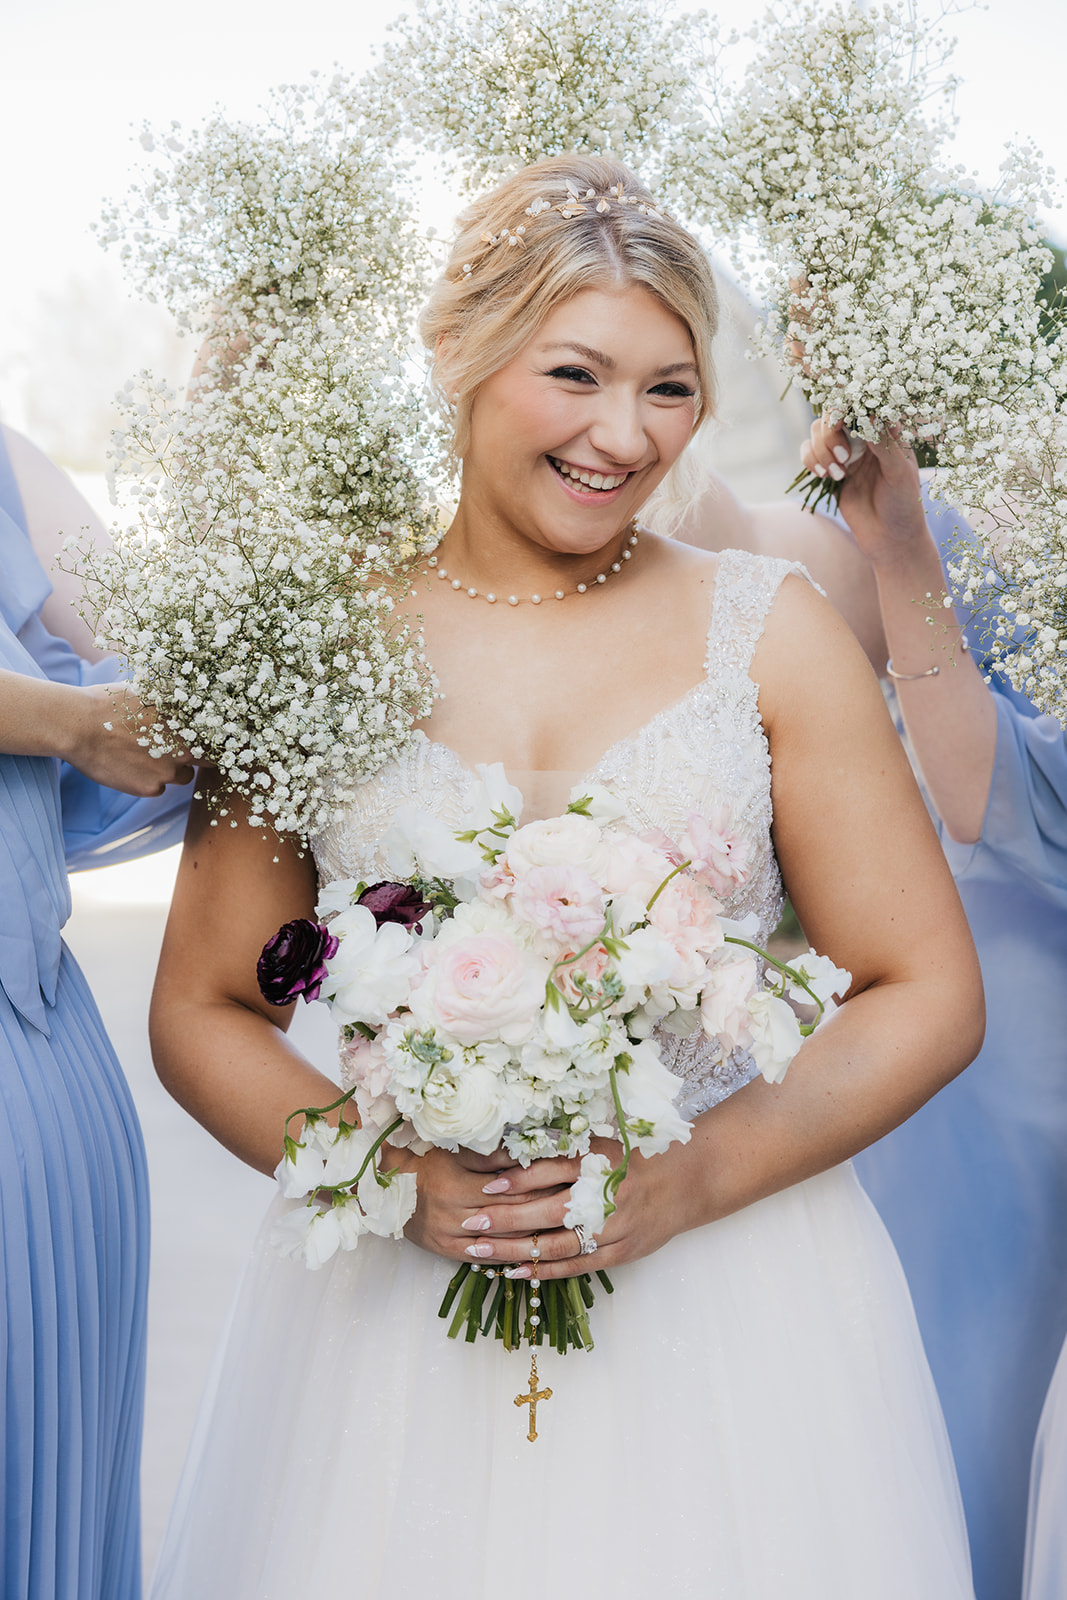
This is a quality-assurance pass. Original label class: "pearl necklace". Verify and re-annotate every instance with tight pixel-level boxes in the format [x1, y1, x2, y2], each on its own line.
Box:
[426, 522, 639, 605]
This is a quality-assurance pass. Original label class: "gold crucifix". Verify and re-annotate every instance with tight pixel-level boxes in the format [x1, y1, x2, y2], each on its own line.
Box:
[514, 1353, 553, 1442]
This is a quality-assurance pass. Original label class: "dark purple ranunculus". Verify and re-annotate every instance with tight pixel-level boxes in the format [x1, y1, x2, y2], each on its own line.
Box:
[257, 919, 339, 1006]
[358, 881, 433, 933]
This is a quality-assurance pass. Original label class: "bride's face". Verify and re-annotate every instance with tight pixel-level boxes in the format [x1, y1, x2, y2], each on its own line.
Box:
[459, 282, 699, 557]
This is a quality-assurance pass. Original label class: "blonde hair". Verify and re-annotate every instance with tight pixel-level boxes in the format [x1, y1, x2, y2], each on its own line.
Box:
[420, 154, 719, 463]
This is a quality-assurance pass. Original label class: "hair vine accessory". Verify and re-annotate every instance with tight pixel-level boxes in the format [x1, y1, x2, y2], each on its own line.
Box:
[426, 522, 639, 605]
[456, 182, 667, 278]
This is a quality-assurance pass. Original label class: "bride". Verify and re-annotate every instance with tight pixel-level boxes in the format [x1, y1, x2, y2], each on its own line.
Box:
[149, 154, 982, 1598]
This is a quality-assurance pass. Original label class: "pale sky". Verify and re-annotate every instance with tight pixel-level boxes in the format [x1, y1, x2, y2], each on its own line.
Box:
[1, 0, 1065, 431]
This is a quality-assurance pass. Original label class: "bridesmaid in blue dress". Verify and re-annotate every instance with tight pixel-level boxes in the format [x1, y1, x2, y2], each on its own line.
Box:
[795, 423, 1067, 1600]
[0, 425, 192, 1599]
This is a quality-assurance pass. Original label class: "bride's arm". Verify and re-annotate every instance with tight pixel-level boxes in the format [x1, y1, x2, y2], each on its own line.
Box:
[149, 777, 345, 1173]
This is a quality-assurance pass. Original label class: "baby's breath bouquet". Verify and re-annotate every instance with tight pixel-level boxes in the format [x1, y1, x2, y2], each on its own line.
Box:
[679, 3, 1059, 496]
[359, 0, 713, 194]
[76, 77, 443, 834]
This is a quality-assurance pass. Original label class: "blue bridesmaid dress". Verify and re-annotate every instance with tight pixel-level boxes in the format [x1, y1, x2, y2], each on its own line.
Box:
[854, 499, 1067, 1600]
[0, 433, 190, 1599]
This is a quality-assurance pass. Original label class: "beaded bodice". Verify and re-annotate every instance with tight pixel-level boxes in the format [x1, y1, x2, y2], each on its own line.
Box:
[312, 548, 802, 1118]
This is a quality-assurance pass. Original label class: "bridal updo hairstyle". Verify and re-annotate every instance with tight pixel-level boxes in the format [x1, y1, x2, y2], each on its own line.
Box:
[420, 154, 719, 460]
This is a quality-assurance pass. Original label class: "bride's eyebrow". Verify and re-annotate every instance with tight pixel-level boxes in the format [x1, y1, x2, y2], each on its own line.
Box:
[538, 342, 697, 379]
[539, 341, 615, 368]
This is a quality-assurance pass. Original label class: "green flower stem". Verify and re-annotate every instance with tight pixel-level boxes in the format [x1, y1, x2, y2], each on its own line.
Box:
[723, 934, 826, 1022]
[282, 1086, 355, 1144]
[644, 858, 692, 914]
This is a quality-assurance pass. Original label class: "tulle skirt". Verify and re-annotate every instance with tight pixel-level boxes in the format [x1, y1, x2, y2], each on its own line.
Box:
[151, 1162, 973, 1600]
[1024, 1335, 1067, 1600]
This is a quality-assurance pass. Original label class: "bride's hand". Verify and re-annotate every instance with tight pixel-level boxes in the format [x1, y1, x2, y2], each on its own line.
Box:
[800, 418, 930, 571]
[383, 1143, 582, 1262]
[391, 1137, 695, 1279]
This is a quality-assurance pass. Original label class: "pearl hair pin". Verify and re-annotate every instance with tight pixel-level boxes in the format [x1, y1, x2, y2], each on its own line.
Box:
[426, 521, 639, 605]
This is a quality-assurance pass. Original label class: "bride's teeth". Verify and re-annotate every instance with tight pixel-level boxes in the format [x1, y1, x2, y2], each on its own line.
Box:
[551, 457, 625, 490]
[590, 473, 604, 489]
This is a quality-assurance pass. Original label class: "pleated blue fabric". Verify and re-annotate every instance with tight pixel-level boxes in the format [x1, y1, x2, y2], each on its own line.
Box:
[0, 430, 190, 1599]
[855, 496, 1067, 1600]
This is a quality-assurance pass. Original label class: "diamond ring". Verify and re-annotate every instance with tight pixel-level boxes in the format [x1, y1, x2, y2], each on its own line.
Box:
[572, 1223, 598, 1257]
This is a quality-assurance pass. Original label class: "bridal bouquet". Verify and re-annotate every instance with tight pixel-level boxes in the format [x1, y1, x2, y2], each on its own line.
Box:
[259, 771, 849, 1354]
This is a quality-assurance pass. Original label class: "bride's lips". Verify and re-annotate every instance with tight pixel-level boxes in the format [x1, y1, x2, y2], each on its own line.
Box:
[547, 455, 635, 503]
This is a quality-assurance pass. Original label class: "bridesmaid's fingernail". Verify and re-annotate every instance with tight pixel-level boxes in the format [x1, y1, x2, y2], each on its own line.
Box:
[461, 1214, 492, 1232]
[465, 1241, 493, 1257]
[833, 444, 851, 464]
[504, 1266, 532, 1279]
[482, 1176, 510, 1193]
[827, 462, 845, 481]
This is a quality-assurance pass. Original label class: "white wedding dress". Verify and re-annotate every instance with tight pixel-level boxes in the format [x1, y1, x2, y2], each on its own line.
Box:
[151, 551, 975, 1599]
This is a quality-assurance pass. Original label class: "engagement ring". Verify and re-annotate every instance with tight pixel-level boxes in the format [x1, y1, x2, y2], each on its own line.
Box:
[572, 1223, 598, 1257]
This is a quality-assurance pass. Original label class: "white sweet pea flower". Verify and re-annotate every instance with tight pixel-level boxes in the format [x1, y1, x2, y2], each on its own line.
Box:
[319, 904, 420, 1026]
[319, 1122, 380, 1188]
[567, 782, 627, 826]
[356, 1166, 418, 1237]
[384, 804, 483, 880]
[465, 762, 524, 829]
[615, 1039, 692, 1156]
[748, 991, 805, 1084]
[786, 950, 852, 1010]
[315, 877, 364, 918]
[274, 1118, 331, 1199]
[563, 1152, 613, 1235]
[271, 1200, 363, 1269]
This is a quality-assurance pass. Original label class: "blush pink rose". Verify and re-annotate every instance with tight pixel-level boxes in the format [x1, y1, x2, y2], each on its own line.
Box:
[339, 1031, 391, 1097]
[411, 934, 546, 1045]
[602, 833, 678, 901]
[552, 940, 612, 1005]
[511, 864, 606, 949]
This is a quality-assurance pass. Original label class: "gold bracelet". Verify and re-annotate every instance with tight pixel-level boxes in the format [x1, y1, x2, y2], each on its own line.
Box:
[885, 659, 940, 681]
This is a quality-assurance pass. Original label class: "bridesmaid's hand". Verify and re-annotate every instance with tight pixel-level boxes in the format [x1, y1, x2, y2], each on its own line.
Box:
[64, 683, 194, 794]
[800, 419, 930, 572]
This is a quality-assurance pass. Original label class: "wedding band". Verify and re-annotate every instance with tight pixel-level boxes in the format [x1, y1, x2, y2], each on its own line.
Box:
[572, 1223, 598, 1257]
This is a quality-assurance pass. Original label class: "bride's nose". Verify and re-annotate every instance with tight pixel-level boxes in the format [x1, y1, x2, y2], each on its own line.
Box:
[586, 391, 647, 466]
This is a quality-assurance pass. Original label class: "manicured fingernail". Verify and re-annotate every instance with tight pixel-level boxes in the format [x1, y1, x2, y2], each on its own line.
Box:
[461, 1214, 492, 1232]
[833, 444, 851, 464]
[482, 1176, 510, 1193]
[812, 463, 827, 477]
[465, 1241, 493, 1257]
[504, 1266, 532, 1279]
[827, 462, 845, 481]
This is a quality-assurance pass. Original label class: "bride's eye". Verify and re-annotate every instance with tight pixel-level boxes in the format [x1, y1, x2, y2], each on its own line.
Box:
[546, 365, 597, 384]
[649, 381, 696, 399]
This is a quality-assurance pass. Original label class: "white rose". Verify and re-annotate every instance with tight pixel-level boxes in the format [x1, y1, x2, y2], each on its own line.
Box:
[319, 905, 419, 1026]
[748, 991, 805, 1084]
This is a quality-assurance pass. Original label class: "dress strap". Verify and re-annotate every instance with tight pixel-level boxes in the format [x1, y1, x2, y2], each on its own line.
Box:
[705, 548, 814, 686]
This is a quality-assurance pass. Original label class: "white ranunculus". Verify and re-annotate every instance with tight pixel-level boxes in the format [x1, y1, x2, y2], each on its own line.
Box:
[408, 933, 548, 1046]
[356, 1166, 418, 1237]
[504, 812, 608, 881]
[397, 1061, 519, 1154]
[748, 991, 805, 1084]
[319, 904, 419, 1026]
[384, 804, 483, 880]
[563, 1152, 613, 1235]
